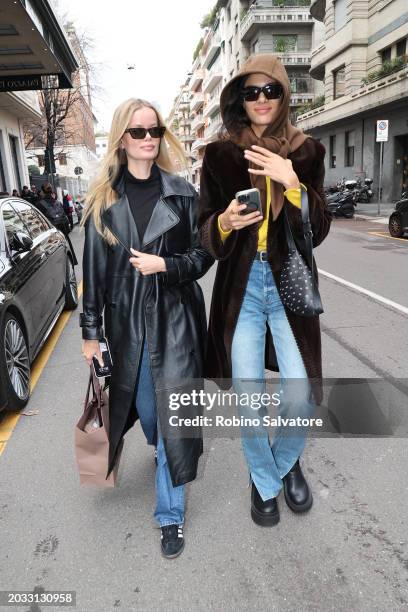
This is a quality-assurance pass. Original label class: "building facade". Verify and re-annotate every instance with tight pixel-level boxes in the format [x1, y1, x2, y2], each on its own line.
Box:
[167, 0, 322, 187]
[25, 23, 98, 195]
[0, 0, 77, 194]
[95, 133, 109, 160]
[167, 82, 195, 181]
[296, 0, 408, 200]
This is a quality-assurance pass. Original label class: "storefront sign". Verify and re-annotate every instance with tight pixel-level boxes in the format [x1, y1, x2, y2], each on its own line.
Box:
[0, 74, 43, 92]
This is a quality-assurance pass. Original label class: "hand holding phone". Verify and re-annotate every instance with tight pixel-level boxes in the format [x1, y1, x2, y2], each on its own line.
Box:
[235, 188, 262, 215]
[218, 192, 263, 233]
[92, 338, 113, 378]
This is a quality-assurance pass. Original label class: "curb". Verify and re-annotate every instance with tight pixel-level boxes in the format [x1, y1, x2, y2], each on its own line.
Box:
[354, 214, 389, 224]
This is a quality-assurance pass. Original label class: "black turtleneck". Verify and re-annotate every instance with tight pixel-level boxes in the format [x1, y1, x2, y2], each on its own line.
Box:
[124, 163, 161, 242]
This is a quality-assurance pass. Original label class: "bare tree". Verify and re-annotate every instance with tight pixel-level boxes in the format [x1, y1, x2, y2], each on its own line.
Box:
[23, 18, 101, 180]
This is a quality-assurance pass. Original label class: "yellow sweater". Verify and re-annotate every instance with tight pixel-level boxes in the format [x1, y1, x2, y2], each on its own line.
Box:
[218, 176, 307, 251]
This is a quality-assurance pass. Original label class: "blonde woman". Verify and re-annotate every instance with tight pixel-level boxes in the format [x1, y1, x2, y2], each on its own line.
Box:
[79, 98, 213, 558]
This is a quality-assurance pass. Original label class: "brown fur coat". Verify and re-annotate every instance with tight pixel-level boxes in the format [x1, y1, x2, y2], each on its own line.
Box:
[197, 136, 332, 404]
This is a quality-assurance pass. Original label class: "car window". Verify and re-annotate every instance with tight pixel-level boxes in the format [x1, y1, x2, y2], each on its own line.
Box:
[10, 199, 50, 239]
[1, 203, 28, 254]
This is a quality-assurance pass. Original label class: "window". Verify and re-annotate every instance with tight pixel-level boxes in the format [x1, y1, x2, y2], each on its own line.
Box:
[396, 38, 406, 57]
[381, 47, 391, 63]
[9, 135, 22, 192]
[227, 6, 231, 21]
[345, 130, 355, 167]
[273, 35, 297, 53]
[329, 135, 336, 168]
[334, 0, 347, 31]
[37, 154, 44, 167]
[252, 39, 259, 54]
[10, 200, 49, 238]
[59, 153, 67, 165]
[236, 52, 240, 71]
[290, 77, 309, 93]
[2, 203, 27, 254]
[333, 66, 345, 99]
[228, 37, 233, 54]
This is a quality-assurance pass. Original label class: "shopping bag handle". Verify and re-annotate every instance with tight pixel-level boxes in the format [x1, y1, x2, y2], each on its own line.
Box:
[84, 366, 103, 410]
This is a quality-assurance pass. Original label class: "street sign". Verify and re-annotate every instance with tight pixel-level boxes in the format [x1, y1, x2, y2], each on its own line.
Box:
[376, 120, 389, 142]
[74, 166, 83, 175]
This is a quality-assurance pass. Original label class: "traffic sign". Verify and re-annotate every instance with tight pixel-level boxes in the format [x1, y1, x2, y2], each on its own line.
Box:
[376, 120, 388, 142]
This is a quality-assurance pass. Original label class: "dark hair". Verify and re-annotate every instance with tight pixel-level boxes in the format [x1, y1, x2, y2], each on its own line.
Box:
[41, 182, 53, 194]
[220, 76, 251, 139]
[220, 75, 284, 140]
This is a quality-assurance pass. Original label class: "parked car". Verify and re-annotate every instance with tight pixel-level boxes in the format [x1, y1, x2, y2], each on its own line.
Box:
[0, 196, 78, 412]
[388, 190, 408, 238]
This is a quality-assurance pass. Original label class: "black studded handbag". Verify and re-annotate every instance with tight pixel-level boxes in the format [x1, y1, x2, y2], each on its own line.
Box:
[280, 188, 324, 317]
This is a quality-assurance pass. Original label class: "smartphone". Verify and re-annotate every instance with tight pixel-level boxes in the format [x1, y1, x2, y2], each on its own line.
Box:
[92, 337, 113, 378]
[236, 188, 262, 215]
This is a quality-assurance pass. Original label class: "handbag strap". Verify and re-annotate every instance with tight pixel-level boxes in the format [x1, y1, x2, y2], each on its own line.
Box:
[282, 186, 314, 274]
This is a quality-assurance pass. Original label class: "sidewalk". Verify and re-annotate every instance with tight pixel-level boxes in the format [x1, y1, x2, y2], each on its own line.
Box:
[354, 201, 395, 225]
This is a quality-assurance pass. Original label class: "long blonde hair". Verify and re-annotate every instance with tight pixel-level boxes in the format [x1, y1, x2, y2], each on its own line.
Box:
[80, 97, 187, 244]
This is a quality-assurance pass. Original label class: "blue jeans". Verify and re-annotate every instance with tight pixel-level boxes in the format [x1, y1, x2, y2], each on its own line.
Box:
[231, 258, 315, 501]
[135, 336, 184, 527]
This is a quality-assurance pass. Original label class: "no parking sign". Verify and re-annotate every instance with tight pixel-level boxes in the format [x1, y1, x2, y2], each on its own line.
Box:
[376, 120, 389, 142]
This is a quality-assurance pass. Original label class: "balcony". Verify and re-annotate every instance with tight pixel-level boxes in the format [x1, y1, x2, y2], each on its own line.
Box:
[310, 0, 325, 22]
[204, 120, 222, 141]
[240, 6, 313, 41]
[275, 52, 311, 66]
[202, 68, 223, 94]
[191, 138, 207, 153]
[203, 96, 220, 118]
[201, 33, 221, 69]
[190, 69, 205, 92]
[310, 42, 326, 80]
[290, 93, 314, 104]
[191, 113, 205, 132]
[296, 69, 408, 130]
[190, 92, 204, 112]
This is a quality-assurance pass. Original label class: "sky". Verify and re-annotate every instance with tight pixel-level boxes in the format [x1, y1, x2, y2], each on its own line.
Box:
[52, 0, 214, 132]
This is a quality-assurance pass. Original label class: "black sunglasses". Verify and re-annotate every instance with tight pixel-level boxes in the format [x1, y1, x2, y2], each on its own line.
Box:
[242, 82, 283, 102]
[124, 126, 166, 139]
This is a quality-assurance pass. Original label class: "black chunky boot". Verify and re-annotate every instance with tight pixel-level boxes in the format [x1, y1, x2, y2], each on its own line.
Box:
[282, 459, 313, 513]
[251, 483, 280, 526]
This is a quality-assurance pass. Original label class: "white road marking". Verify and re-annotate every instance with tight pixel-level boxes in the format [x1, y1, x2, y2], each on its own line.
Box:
[318, 269, 408, 316]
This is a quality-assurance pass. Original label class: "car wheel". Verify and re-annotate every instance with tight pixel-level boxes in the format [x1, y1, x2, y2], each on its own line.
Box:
[0, 312, 30, 410]
[64, 256, 78, 310]
[389, 213, 403, 238]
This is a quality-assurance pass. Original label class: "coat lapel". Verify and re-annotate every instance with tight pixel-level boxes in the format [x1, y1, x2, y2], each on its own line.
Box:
[101, 164, 192, 252]
[101, 194, 141, 254]
[141, 197, 179, 247]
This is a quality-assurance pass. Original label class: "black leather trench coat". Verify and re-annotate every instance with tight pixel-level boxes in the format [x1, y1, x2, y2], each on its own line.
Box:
[80, 165, 214, 485]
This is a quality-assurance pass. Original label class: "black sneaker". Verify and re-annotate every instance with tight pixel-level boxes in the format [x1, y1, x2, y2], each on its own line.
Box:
[160, 524, 184, 558]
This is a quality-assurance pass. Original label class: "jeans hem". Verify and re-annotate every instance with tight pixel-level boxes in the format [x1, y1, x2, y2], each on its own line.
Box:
[278, 455, 301, 480]
[250, 474, 283, 501]
[159, 520, 184, 528]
